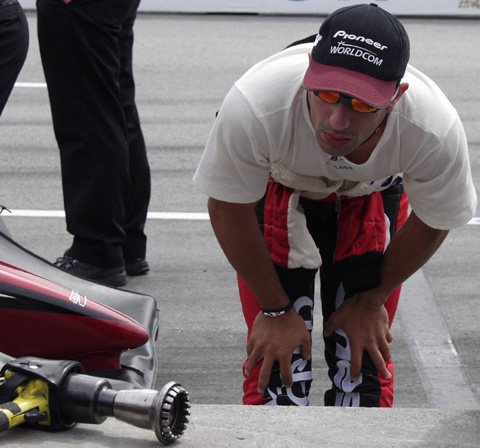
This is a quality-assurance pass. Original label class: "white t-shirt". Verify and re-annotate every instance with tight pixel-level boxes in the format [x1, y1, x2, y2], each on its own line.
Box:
[193, 44, 477, 230]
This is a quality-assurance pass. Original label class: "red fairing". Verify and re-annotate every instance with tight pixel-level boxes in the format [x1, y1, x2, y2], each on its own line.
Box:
[0, 261, 149, 372]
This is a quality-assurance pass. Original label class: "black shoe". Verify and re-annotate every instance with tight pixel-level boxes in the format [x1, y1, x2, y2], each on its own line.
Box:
[125, 258, 149, 276]
[54, 256, 127, 287]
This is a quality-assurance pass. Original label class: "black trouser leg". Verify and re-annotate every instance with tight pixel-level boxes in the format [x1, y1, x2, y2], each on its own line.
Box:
[0, 1, 29, 115]
[37, 0, 148, 267]
[118, 8, 150, 261]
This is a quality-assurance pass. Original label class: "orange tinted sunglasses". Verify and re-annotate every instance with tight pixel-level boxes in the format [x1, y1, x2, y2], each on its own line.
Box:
[313, 91, 379, 113]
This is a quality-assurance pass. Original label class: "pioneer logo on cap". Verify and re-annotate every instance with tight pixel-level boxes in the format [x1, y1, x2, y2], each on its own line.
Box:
[333, 30, 388, 51]
[329, 29, 388, 67]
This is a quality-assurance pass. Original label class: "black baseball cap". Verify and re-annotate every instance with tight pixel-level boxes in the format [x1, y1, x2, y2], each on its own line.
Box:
[304, 3, 410, 108]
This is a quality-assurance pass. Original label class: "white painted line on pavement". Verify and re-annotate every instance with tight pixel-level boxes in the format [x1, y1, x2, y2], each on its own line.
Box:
[398, 270, 480, 410]
[14, 82, 47, 88]
[2, 210, 480, 224]
[3, 210, 210, 220]
[148, 212, 210, 220]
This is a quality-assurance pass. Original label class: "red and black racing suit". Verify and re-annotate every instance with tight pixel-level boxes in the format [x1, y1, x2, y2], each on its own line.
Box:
[239, 180, 409, 407]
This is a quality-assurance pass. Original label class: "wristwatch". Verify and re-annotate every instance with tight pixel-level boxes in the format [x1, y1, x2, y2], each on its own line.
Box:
[261, 301, 294, 318]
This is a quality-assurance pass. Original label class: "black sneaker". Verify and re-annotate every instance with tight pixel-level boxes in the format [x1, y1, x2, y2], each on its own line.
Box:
[125, 258, 149, 276]
[54, 256, 127, 287]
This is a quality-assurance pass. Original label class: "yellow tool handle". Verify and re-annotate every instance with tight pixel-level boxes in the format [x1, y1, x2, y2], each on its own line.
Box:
[0, 376, 50, 432]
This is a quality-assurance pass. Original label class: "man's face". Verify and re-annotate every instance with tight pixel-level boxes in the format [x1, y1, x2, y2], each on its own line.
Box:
[306, 84, 407, 159]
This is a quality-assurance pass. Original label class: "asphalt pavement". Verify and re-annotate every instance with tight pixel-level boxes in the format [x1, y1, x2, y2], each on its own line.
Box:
[1, 11, 479, 446]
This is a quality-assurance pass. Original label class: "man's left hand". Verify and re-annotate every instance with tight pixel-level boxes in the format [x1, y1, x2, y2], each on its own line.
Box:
[323, 291, 393, 381]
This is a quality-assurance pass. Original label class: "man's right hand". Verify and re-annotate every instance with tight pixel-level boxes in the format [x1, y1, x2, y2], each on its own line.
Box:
[245, 309, 311, 392]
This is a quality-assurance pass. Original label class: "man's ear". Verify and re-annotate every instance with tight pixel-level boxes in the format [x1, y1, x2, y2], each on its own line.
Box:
[386, 82, 409, 112]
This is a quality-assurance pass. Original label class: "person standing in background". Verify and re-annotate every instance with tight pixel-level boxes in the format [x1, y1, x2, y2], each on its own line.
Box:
[37, 0, 150, 287]
[0, 0, 28, 238]
[0, 0, 29, 116]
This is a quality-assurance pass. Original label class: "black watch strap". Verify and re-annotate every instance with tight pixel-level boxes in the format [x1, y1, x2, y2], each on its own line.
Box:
[261, 301, 294, 318]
